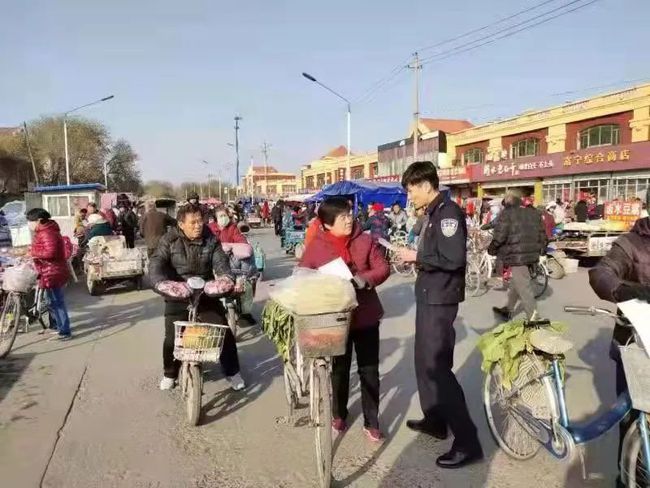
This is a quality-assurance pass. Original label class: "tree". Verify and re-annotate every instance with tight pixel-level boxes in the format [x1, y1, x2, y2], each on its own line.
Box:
[143, 180, 176, 198]
[106, 139, 142, 194]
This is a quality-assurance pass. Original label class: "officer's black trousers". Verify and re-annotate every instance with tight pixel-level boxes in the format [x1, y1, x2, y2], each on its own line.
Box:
[415, 302, 480, 452]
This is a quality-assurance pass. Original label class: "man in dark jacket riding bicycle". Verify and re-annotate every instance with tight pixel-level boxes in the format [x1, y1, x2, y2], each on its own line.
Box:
[149, 204, 245, 392]
[489, 192, 547, 320]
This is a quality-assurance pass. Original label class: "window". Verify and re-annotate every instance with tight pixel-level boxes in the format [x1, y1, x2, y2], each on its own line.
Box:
[542, 183, 571, 203]
[351, 166, 364, 180]
[579, 124, 620, 149]
[575, 178, 610, 203]
[511, 138, 539, 158]
[611, 177, 650, 200]
[46, 195, 70, 217]
[316, 174, 325, 188]
[282, 185, 296, 194]
[305, 176, 314, 189]
[462, 148, 484, 165]
[266, 185, 277, 195]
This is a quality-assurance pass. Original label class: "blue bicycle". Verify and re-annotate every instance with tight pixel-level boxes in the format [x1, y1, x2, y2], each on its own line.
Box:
[483, 306, 649, 487]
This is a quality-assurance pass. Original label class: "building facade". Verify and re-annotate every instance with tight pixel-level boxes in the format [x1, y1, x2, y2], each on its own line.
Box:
[301, 146, 378, 191]
[242, 166, 299, 198]
[445, 83, 650, 203]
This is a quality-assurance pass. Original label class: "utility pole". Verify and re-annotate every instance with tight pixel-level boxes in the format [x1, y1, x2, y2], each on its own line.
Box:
[234, 115, 242, 189]
[409, 52, 421, 162]
[261, 141, 272, 197]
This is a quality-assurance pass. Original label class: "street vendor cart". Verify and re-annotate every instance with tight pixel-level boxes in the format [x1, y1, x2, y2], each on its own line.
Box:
[83, 235, 145, 295]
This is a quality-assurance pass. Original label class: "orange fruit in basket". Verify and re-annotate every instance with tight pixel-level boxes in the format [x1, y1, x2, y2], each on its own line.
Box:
[182, 326, 211, 348]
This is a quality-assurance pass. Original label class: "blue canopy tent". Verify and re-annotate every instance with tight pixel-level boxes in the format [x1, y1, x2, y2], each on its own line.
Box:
[307, 180, 449, 210]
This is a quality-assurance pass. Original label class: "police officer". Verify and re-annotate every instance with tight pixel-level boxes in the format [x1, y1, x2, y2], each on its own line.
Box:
[397, 161, 483, 469]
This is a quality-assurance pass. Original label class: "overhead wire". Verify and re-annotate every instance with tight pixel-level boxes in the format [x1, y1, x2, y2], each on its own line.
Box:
[419, 0, 602, 65]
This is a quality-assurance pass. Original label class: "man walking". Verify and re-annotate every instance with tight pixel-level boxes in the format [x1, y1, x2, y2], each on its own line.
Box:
[489, 192, 547, 321]
[139, 201, 176, 257]
[397, 161, 482, 469]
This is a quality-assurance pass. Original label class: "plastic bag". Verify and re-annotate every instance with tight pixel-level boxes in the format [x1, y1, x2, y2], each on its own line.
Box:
[269, 268, 357, 315]
[2, 263, 37, 292]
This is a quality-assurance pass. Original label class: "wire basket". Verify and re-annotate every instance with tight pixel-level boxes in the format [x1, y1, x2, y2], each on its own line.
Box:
[620, 343, 650, 413]
[295, 311, 352, 358]
[173, 322, 228, 363]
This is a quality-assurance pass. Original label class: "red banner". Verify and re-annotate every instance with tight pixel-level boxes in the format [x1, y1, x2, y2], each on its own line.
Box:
[604, 200, 642, 230]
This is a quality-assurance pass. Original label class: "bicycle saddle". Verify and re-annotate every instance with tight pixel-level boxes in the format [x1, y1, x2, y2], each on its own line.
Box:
[529, 329, 574, 355]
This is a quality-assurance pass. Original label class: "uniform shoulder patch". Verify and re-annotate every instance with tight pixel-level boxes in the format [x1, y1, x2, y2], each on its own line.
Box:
[440, 218, 458, 237]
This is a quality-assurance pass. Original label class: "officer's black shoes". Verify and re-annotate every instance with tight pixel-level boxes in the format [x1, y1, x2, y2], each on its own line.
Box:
[406, 419, 448, 440]
[492, 306, 512, 322]
[435, 447, 484, 469]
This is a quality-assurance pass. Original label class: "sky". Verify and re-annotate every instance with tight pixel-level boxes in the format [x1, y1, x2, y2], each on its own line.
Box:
[1, 0, 649, 185]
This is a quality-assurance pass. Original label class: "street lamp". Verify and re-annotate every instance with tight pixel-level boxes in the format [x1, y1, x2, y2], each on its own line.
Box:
[302, 72, 351, 180]
[63, 95, 115, 186]
[202, 159, 226, 201]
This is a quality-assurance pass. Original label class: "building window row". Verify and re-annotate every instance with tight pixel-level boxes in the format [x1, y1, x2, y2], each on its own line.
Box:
[579, 124, 620, 150]
[510, 138, 539, 158]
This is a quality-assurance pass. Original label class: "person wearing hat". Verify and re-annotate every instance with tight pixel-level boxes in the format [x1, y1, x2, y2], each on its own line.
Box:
[86, 213, 114, 241]
[363, 203, 390, 241]
[187, 192, 200, 206]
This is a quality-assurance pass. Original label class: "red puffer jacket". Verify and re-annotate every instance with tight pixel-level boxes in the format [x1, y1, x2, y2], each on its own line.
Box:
[299, 223, 390, 329]
[30, 220, 70, 289]
[207, 222, 248, 244]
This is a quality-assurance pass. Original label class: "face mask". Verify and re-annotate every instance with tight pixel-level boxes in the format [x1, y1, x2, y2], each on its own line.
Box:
[217, 216, 230, 228]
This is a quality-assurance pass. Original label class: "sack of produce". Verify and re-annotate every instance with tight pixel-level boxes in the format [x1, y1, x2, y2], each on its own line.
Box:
[182, 325, 213, 349]
[2, 263, 37, 293]
[269, 269, 357, 315]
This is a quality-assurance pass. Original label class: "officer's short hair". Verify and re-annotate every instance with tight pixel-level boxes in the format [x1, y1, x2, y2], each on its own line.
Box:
[401, 161, 439, 190]
[317, 197, 351, 227]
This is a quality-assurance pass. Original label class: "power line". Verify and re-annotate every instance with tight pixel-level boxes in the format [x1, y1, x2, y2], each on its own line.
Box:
[357, 69, 410, 106]
[417, 0, 561, 52]
[420, 0, 602, 65]
[353, 59, 411, 104]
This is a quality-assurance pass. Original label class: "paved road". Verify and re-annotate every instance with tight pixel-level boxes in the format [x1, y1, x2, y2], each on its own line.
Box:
[0, 228, 621, 487]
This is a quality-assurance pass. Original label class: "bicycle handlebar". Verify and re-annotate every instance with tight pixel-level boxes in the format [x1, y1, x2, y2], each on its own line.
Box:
[564, 305, 630, 326]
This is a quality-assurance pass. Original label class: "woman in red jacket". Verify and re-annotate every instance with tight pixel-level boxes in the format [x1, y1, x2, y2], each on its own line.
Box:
[300, 197, 390, 442]
[208, 207, 248, 244]
[27, 209, 71, 340]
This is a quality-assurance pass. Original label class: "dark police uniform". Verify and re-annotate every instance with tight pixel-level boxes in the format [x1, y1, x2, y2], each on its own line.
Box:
[414, 193, 480, 452]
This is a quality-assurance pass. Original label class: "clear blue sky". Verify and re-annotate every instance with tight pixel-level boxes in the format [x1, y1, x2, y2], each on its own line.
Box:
[1, 0, 648, 184]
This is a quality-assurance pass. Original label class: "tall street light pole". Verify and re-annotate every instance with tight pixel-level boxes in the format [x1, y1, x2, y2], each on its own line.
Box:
[302, 72, 351, 180]
[234, 115, 242, 188]
[63, 95, 115, 186]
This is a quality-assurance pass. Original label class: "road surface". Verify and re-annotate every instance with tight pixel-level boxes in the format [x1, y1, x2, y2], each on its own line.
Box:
[0, 227, 621, 487]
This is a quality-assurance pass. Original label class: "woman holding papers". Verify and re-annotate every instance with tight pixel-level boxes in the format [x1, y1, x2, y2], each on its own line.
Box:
[300, 197, 390, 442]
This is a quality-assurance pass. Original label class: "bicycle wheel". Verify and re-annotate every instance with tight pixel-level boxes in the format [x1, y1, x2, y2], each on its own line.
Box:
[313, 363, 332, 488]
[0, 292, 21, 359]
[484, 354, 555, 460]
[621, 421, 650, 488]
[186, 363, 203, 426]
[465, 259, 482, 297]
[530, 264, 548, 299]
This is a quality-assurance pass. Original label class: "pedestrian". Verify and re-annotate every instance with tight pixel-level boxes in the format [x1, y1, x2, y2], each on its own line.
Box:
[387, 202, 408, 233]
[356, 202, 368, 228]
[540, 204, 556, 240]
[118, 203, 138, 248]
[489, 192, 547, 321]
[396, 161, 483, 468]
[588, 192, 650, 488]
[271, 200, 284, 236]
[553, 198, 566, 225]
[363, 203, 390, 241]
[300, 197, 390, 442]
[27, 208, 72, 341]
[149, 204, 245, 392]
[86, 213, 114, 240]
[207, 206, 248, 244]
[261, 200, 270, 226]
[139, 201, 176, 257]
[187, 192, 200, 206]
[575, 199, 588, 222]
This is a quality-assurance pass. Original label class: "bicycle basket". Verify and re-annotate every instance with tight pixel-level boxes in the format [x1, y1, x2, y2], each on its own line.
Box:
[2, 264, 37, 293]
[294, 311, 351, 358]
[620, 343, 650, 412]
[173, 322, 228, 362]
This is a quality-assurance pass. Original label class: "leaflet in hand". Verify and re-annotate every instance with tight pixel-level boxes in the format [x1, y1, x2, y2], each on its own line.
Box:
[618, 299, 650, 357]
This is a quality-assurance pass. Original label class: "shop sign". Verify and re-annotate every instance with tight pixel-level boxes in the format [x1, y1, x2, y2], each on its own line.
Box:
[562, 149, 630, 168]
[604, 200, 642, 229]
[439, 166, 470, 184]
[368, 175, 401, 183]
[587, 236, 618, 256]
[481, 159, 555, 179]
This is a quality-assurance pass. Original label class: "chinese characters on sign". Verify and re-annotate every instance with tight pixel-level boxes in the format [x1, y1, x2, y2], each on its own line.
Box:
[604, 200, 642, 230]
[439, 166, 470, 183]
[483, 159, 554, 178]
[563, 149, 631, 167]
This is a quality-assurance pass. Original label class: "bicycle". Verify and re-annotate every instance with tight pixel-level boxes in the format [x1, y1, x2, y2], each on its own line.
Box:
[387, 230, 416, 277]
[483, 306, 649, 487]
[170, 277, 230, 426]
[0, 269, 50, 358]
[283, 310, 352, 488]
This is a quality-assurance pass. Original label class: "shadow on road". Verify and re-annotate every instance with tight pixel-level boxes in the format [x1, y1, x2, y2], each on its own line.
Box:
[0, 352, 36, 407]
